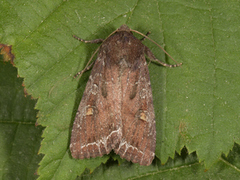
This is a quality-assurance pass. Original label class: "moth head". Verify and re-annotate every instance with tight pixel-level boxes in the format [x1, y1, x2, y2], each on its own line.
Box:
[118, 24, 131, 33]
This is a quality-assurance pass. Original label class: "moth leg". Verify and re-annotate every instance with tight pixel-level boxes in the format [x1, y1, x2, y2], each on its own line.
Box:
[140, 32, 151, 41]
[73, 35, 104, 79]
[73, 35, 104, 44]
[74, 61, 95, 78]
[144, 46, 182, 67]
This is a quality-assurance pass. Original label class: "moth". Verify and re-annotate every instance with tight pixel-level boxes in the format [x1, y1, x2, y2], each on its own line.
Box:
[70, 24, 182, 166]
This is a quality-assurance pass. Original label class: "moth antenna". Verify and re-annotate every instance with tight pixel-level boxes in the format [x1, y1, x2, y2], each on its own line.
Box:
[130, 29, 182, 67]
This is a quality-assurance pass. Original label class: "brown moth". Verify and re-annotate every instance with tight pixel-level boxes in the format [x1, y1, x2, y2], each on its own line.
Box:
[70, 24, 182, 166]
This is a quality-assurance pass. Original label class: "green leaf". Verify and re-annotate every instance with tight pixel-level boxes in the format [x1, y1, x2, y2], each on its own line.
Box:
[0, 55, 43, 179]
[79, 146, 240, 179]
[1, 0, 240, 179]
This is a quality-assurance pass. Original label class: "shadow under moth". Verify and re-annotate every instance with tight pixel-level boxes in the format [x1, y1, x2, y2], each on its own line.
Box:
[70, 24, 182, 166]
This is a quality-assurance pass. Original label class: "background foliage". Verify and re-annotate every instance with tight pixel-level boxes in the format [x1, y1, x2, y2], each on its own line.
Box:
[0, 0, 240, 179]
